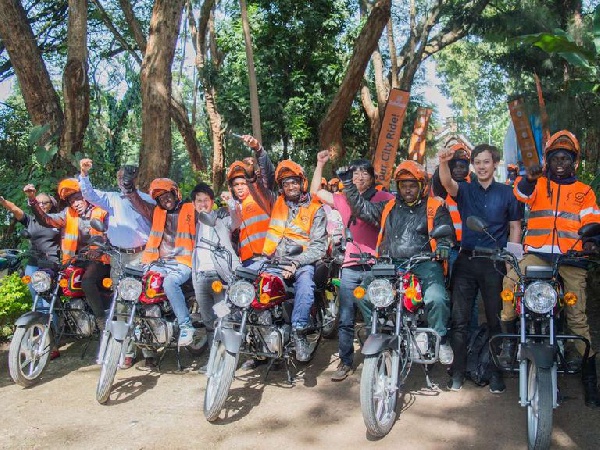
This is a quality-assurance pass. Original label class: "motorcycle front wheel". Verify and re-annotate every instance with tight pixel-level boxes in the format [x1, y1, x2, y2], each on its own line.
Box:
[203, 342, 236, 422]
[9, 321, 51, 387]
[526, 360, 553, 450]
[360, 349, 399, 438]
[96, 337, 122, 404]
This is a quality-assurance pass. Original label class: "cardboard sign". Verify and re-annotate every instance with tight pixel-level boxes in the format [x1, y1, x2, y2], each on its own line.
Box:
[372, 89, 410, 188]
[508, 98, 540, 167]
[407, 107, 432, 164]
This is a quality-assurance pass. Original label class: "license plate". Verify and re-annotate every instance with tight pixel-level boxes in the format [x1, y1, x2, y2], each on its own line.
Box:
[213, 300, 231, 318]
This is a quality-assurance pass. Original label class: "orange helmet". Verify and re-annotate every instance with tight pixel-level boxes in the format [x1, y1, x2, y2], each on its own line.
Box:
[544, 130, 580, 160]
[148, 178, 181, 201]
[227, 161, 247, 183]
[328, 177, 340, 186]
[275, 160, 308, 191]
[507, 163, 519, 171]
[394, 160, 429, 198]
[57, 178, 81, 201]
[449, 142, 471, 162]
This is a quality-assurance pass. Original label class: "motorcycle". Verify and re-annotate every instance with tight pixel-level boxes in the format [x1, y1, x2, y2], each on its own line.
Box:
[0, 248, 25, 278]
[319, 234, 343, 339]
[94, 224, 200, 404]
[202, 215, 328, 421]
[466, 216, 600, 450]
[357, 224, 454, 438]
[8, 246, 110, 387]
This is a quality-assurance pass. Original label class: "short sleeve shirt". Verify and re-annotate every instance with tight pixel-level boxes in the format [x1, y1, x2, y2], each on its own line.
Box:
[454, 179, 522, 250]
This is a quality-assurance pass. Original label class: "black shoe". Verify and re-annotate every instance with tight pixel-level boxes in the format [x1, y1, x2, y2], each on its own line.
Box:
[489, 372, 506, 394]
[582, 355, 600, 408]
[447, 373, 464, 391]
[331, 363, 353, 382]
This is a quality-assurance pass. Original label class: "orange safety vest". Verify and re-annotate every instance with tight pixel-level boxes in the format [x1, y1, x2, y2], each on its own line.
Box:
[375, 196, 445, 256]
[62, 207, 109, 264]
[141, 203, 196, 267]
[262, 196, 322, 257]
[238, 195, 270, 262]
[515, 177, 600, 254]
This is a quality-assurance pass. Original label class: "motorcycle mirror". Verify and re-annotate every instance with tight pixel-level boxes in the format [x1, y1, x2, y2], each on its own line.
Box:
[198, 211, 217, 228]
[345, 228, 354, 242]
[429, 224, 454, 240]
[466, 216, 487, 233]
[287, 245, 303, 257]
[90, 218, 107, 233]
[579, 222, 600, 238]
[18, 229, 31, 239]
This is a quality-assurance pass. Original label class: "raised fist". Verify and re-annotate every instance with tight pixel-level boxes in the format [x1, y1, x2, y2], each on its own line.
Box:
[526, 164, 543, 182]
[437, 148, 455, 164]
[316, 149, 330, 166]
[23, 184, 36, 199]
[80, 158, 93, 176]
[241, 135, 261, 152]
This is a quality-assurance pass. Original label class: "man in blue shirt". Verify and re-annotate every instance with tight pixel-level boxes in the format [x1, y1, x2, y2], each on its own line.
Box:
[79, 158, 155, 368]
[438, 144, 522, 393]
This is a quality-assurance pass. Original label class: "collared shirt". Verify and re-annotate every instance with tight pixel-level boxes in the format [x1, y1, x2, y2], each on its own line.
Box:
[78, 175, 154, 249]
[453, 178, 522, 250]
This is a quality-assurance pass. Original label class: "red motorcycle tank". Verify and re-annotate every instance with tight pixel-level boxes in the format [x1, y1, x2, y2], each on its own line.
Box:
[252, 272, 287, 310]
[400, 271, 423, 313]
[61, 266, 85, 298]
[140, 271, 168, 304]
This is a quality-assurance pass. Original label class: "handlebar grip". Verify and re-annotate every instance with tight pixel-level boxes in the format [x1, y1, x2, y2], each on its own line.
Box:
[473, 246, 497, 256]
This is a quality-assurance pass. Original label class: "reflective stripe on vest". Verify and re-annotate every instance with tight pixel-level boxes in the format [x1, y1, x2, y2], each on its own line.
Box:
[141, 203, 196, 267]
[375, 196, 444, 256]
[262, 196, 322, 256]
[62, 207, 109, 264]
[446, 196, 462, 242]
[238, 195, 270, 261]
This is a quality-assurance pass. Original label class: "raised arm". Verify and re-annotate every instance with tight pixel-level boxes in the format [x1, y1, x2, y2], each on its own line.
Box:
[310, 150, 334, 206]
[0, 195, 25, 221]
[78, 158, 111, 211]
[23, 184, 66, 228]
[437, 148, 459, 197]
[340, 171, 386, 227]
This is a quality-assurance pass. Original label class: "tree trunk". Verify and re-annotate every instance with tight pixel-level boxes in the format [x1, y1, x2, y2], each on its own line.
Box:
[61, 0, 90, 160]
[318, 0, 391, 160]
[0, 0, 64, 149]
[118, 0, 205, 175]
[240, 0, 261, 142]
[139, 0, 185, 189]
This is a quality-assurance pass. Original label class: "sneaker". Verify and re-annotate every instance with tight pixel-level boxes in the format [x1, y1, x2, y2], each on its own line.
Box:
[198, 363, 208, 375]
[447, 373, 464, 391]
[439, 343, 454, 365]
[50, 349, 61, 361]
[121, 356, 135, 370]
[240, 358, 267, 371]
[178, 322, 195, 347]
[489, 372, 506, 394]
[293, 332, 311, 362]
[331, 363, 353, 382]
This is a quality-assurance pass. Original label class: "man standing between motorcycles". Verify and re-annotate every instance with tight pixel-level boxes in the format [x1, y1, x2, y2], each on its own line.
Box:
[310, 149, 394, 381]
[504, 130, 600, 407]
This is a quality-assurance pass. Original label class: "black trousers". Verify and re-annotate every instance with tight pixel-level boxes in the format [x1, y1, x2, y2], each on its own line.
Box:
[80, 261, 111, 319]
[450, 253, 505, 375]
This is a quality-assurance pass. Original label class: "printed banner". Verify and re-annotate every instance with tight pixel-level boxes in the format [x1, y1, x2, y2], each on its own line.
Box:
[372, 89, 410, 188]
[507, 98, 540, 167]
[407, 107, 432, 164]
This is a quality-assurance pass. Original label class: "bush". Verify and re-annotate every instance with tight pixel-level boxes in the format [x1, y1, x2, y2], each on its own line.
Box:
[0, 272, 32, 339]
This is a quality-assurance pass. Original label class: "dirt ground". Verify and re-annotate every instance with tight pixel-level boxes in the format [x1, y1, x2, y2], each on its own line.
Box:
[1, 326, 600, 450]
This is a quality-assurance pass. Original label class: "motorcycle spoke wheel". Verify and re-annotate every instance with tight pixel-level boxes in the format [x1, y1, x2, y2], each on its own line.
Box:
[9, 322, 51, 387]
[203, 342, 236, 422]
[321, 294, 339, 339]
[360, 350, 399, 438]
[96, 337, 122, 404]
[526, 361, 553, 450]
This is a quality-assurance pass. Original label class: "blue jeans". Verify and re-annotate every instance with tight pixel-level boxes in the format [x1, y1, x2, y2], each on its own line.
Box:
[338, 267, 372, 367]
[148, 262, 192, 326]
[192, 270, 224, 332]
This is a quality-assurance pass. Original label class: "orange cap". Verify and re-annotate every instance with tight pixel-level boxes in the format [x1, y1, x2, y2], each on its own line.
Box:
[57, 178, 81, 201]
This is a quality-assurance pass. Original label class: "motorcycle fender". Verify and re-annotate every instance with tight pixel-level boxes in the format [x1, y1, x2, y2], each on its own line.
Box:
[109, 320, 131, 341]
[218, 328, 243, 353]
[520, 342, 555, 370]
[361, 333, 398, 356]
[14, 311, 50, 328]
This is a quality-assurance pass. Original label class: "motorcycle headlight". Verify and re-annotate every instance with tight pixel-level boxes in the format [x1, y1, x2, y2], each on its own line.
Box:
[524, 281, 557, 314]
[31, 271, 52, 293]
[118, 277, 143, 302]
[367, 278, 395, 308]
[229, 280, 255, 307]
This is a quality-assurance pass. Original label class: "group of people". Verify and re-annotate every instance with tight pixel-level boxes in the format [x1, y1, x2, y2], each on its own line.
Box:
[1, 130, 600, 408]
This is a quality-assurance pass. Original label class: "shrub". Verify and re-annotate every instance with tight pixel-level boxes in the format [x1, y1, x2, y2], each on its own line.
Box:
[0, 272, 32, 339]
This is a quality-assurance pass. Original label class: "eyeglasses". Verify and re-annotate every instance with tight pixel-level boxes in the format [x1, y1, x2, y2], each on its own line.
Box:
[38, 201, 53, 205]
[281, 179, 300, 188]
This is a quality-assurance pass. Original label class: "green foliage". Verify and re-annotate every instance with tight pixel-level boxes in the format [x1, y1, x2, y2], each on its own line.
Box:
[0, 273, 32, 338]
